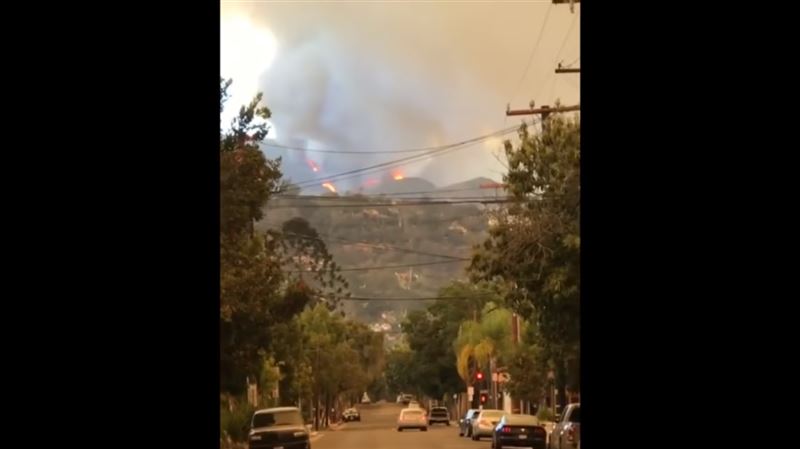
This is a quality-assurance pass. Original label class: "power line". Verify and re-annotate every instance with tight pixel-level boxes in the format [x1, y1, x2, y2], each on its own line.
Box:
[341, 294, 491, 302]
[286, 258, 469, 273]
[260, 211, 488, 234]
[291, 125, 523, 188]
[280, 231, 467, 261]
[509, 3, 553, 104]
[291, 130, 518, 188]
[261, 141, 482, 155]
[274, 186, 505, 200]
[271, 195, 508, 203]
[553, 11, 578, 66]
[267, 198, 515, 209]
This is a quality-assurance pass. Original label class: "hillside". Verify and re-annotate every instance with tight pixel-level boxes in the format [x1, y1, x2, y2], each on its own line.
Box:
[257, 179, 498, 331]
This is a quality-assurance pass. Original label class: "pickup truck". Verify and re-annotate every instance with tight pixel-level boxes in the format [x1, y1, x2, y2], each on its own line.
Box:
[549, 403, 580, 449]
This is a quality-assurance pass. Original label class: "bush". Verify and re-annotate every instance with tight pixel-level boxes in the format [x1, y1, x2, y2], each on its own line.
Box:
[221, 402, 255, 443]
[537, 407, 556, 422]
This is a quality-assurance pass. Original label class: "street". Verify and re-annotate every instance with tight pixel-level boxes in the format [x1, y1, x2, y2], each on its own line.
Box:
[313, 403, 501, 449]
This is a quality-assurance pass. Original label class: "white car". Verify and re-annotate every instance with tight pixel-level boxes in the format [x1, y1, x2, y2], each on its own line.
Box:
[471, 409, 505, 440]
[408, 401, 420, 408]
[397, 407, 428, 431]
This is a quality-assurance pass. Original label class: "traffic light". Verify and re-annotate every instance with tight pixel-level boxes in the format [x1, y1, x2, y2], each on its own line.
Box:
[480, 393, 488, 404]
[476, 371, 484, 381]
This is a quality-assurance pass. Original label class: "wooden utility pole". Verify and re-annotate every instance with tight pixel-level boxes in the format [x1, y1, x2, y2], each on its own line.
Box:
[506, 104, 579, 132]
[553, 1, 580, 71]
[506, 104, 579, 117]
[555, 64, 580, 74]
[553, 0, 580, 13]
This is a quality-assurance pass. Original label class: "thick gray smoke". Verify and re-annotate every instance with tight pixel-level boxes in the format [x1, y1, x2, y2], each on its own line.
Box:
[222, 2, 580, 193]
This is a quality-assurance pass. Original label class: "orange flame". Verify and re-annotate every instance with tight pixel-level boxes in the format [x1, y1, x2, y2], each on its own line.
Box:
[306, 158, 321, 173]
[322, 182, 337, 193]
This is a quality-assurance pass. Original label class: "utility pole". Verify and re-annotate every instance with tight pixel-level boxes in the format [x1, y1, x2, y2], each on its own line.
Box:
[506, 104, 580, 133]
[506, 104, 580, 117]
[552, 0, 580, 14]
[555, 63, 580, 74]
[553, 0, 580, 72]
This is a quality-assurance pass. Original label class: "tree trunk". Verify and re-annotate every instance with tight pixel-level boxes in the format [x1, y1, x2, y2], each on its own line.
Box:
[313, 390, 320, 431]
[324, 393, 330, 427]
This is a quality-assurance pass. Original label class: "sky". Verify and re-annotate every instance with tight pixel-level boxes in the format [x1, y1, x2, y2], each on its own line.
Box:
[220, 1, 580, 193]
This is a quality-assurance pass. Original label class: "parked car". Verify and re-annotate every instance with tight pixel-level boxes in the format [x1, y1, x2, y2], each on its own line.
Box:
[471, 409, 505, 440]
[459, 408, 480, 437]
[247, 406, 310, 449]
[408, 400, 421, 408]
[428, 406, 450, 426]
[342, 408, 360, 422]
[491, 414, 547, 449]
[549, 403, 580, 449]
[397, 407, 428, 431]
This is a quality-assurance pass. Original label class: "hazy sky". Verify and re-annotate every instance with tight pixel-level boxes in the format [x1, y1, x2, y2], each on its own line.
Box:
[220, 1, 580, 192]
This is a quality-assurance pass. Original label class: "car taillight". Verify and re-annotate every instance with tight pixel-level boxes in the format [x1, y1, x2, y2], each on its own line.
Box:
[567, 427, 575, 442]
[502, 427, 511, 433]
[533, 427, 546, 436]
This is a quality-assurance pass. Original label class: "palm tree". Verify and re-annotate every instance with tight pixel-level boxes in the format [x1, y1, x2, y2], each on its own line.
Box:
[453, 303, 515, 407]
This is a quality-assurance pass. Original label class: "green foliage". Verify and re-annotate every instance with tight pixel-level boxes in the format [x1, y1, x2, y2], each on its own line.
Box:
[272, 217, 351, 311]
[384, 348, 415, 397]
[537, 407, 555, 423]
[220, 79, 353, 396]
[220, 401, 255, 443]
[294, 304, 384, 410]
[470, 110, 580, 394]
[395, 281, 504, 400]
[504, 321, 548, 404]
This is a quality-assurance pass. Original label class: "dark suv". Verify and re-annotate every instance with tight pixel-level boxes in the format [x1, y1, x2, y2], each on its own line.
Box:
[247, 407, 310, 449]
[428, 406, 450, 426]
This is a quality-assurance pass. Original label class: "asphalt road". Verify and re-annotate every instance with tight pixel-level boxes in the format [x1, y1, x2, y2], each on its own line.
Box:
[312, 403, 500, 449]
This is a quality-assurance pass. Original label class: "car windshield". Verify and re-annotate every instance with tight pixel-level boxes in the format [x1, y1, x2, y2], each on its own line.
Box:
[481, 411, 504, 419]
[432, 408, 448, 415]
[402, 410, 423, 418]
[252, 410, 304, 428]
[569, 407, 580, 423]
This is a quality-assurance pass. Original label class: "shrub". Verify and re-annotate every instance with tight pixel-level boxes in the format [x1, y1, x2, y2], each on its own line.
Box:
[537, 407, 556, 422]
[221, 402, 255, 442]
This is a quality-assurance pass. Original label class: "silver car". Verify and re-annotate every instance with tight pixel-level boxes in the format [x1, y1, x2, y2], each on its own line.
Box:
[471, 409, 505, 440]
[397, 407, 428, 432]
[459, 408, 480, 437]
[549, 403, 580, 449]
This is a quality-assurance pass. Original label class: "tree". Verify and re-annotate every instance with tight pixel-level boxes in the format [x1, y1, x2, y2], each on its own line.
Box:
[470, 110, 580, 403]
[272, 217, 351, 312]
[397, 281, 501, 401]
[503, 314, 548, 406]
[220, 78, 288, 393]
[220, 233, 284, 393]
[296, 304, 377, 429]
[453, 302, 513, 385]
[384, 347, 415, 398]
[220, 78, 284, 237]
